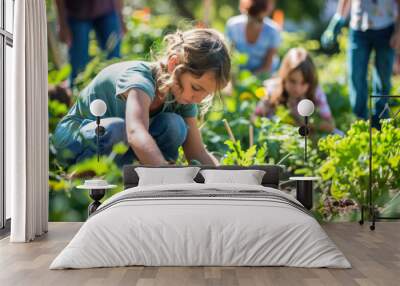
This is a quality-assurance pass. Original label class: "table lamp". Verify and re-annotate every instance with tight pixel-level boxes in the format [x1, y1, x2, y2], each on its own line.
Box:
[89, 99, 107, 162]
[297, 99, 315, 163]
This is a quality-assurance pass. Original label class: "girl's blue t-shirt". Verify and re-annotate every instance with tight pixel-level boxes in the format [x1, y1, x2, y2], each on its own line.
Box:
[53, 61, 198, 148]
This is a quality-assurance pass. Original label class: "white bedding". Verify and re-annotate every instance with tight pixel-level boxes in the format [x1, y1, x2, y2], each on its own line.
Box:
[50, 183, 351, 269]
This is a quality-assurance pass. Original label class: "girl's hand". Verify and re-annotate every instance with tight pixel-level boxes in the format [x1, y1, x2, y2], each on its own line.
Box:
[183, 117, 219, 166]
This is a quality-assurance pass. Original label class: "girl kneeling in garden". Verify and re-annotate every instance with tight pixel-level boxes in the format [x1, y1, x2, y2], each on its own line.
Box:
[253, 47, 336, 134]
[52, 29, 231, 167]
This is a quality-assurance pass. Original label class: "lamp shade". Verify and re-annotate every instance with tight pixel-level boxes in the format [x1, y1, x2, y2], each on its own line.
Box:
[297, 99, 315, 117]
[90, 99, 107, 117]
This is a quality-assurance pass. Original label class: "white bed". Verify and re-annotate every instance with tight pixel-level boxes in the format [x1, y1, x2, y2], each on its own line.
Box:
[50, 182, 351, 269]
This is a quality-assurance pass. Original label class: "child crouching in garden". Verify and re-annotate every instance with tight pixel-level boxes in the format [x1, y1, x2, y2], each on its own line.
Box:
[52, 28, 231, 167]
[253, 47, 336, 134]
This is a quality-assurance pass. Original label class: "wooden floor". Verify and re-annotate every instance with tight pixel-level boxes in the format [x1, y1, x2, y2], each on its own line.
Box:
[0, 222, 399, 286]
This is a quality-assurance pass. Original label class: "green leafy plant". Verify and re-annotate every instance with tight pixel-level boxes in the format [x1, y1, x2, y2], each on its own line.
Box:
[318, 119, 400, 218]
[221, 140, 267, 166]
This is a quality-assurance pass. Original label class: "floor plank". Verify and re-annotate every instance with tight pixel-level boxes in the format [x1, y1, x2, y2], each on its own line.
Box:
[0, 222, 399, 286]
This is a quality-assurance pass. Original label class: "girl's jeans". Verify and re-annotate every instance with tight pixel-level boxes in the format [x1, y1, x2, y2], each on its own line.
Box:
[348, 24, 395, 128]
[55, 112, 188, 167]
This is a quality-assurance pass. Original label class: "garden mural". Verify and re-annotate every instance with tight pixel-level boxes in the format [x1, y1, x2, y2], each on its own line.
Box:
[46, 0, 400, 222]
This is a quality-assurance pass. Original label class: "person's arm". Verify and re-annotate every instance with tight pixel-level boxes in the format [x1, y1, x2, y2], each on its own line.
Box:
[312, 87, 335, 133]
[182, 117, 219, 166]
[251, 84, 275, 121]
[390, 1, 400, 51]
[317, 121, 335, 133]
[54, 0, 72, 46]
[336, 0, 351, 18]
[255, 47, 277, 75]
[125, 89, 169, 165]
[321, 0, 350, 49]
[115, 0, 127, 35]
[252, 97, 270, 120]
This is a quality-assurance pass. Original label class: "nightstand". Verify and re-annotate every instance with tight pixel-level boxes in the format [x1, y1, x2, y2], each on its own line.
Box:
[289, 177, 321, 210]
[77, 180, 116, 216]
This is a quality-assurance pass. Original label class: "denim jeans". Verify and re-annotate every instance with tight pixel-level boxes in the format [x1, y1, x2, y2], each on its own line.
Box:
[68, 10, 122, 85]
[56, 112, 188, 167]
[348, 25, 395, 128]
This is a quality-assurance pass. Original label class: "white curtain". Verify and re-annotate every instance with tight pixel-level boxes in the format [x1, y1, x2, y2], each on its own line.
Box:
[8, 0, 49, 242]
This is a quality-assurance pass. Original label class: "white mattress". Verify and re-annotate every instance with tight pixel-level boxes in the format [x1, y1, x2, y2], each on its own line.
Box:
[50, 183, 351, 269]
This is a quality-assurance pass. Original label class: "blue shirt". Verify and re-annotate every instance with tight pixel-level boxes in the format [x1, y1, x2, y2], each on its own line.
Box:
[226, 15, 281, 72]
[53, 61, 198, 149]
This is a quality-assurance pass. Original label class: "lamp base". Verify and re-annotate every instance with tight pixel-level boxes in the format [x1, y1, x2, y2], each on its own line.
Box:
[88, 188, 105, 216]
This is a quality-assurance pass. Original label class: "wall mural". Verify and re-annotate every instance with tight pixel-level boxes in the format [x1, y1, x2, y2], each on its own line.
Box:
[46, 1, 400, 223]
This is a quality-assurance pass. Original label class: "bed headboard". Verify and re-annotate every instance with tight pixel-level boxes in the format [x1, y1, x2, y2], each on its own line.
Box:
[123, 165, 283, 190]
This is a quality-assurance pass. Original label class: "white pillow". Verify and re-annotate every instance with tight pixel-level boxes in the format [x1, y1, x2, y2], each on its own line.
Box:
[200, 169, 266, 185]
[135, 167, 200, 186]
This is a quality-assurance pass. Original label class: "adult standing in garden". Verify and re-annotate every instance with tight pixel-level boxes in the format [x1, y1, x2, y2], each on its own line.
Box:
[52, 29, 231, 167]
[321, 0, 400, 128]
[55, 0, 126, 87]
[225, 0, 281, 79]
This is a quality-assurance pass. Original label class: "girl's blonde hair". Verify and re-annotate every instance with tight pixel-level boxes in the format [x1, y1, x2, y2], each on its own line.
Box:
[269, 47, 318, 107]
[151, 28, 231, 115]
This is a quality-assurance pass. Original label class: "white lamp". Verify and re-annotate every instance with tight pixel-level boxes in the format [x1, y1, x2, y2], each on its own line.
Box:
[297, 99, 315, 117]
[90, 99, 107, 117]
[297, 99, 315, 163]
[90, 100, 107, 161]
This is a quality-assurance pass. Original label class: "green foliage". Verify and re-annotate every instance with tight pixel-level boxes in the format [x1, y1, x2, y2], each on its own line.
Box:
[142, 0, 325, 31]
[49, 151, 124, 221]
[278, 32, 320, 58]
[48, 65, 71, 86]
[317, 119, 400, 218]
[275, 0, 325, 22]
[112, 142, 130, 155]
[256, 117, 303, 167]
[48, 99, 68, 132]
[221, 140, 267, 166]
[175, 146, 189, 166]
